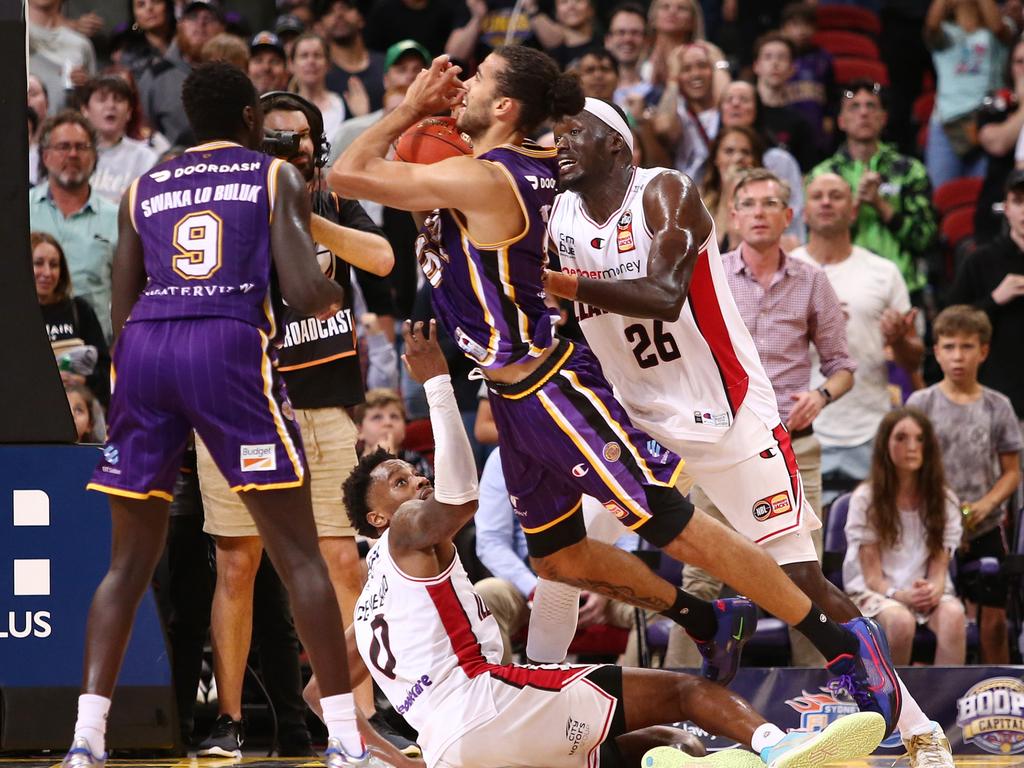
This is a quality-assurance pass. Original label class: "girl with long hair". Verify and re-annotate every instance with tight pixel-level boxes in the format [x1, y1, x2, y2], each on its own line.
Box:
[701, 124, 763, 250]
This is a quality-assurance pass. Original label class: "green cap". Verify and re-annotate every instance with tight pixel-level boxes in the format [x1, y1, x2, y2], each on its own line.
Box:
[384, 39, 430, 70]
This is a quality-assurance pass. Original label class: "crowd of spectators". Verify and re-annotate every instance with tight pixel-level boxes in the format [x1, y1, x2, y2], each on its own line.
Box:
[25, 0, 1024, 752]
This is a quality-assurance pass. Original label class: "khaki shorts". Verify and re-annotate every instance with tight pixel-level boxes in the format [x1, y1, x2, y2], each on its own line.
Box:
[848, 589, 961, 625]
[197, 406, 359, 538]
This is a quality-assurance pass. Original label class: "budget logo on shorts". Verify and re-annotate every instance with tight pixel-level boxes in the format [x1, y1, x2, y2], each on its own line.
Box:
[603, 500, 629, 520]
[785, 687, 858, 733]
[956, 677, 1024, 754]
[240, 444, 277, 472]
[603, 442, 621, 462]
[752, 491, 792, 522]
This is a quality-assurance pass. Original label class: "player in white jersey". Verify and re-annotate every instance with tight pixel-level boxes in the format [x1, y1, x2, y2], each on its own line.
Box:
[303, 319, 886, 768]
[541, 99, 952, 765]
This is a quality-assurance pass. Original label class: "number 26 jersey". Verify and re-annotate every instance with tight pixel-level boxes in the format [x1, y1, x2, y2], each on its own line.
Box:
[546, 166, 779, 444]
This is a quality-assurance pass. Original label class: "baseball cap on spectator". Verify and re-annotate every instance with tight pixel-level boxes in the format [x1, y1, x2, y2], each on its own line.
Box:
[384, 39, 430, 71]
[1005, 169, 1024, 194]
[251, 30, 286, 59]
[183, 0, 226, 21]
[274, 13, 305, 38]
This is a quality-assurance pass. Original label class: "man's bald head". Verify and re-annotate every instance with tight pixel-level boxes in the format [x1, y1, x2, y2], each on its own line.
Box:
[805, 172, 856, 237]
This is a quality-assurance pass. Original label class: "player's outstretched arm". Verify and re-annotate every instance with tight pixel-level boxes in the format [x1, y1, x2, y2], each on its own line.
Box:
[270, 162, 345, 318]
[544, 170, 712, 321]
[390, 320, 479, 554]
[110, 187, 147, 340]
[310, 212, 394, 276]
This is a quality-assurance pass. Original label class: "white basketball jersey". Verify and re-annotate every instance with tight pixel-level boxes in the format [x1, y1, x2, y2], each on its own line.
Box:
[353, 531, 505, 765]
[547, 167, 779, 444]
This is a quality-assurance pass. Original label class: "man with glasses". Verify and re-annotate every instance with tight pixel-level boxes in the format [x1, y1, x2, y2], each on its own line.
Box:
[810, 80, 937, 301]
[604, 3, 651, 109]
[29, 111, 117, 340]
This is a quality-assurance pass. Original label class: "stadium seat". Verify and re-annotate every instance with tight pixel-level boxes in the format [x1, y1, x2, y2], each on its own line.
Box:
[823, 492, 853, 589]
[833, 57, 890, 87]
[816, 4, 882, 36]
[912, 91, 935, 126]
[941, 207, 975, 249]
[812, 30, 880, 60]
[403, 417, 435, 466]
[933, 177, 983, 217]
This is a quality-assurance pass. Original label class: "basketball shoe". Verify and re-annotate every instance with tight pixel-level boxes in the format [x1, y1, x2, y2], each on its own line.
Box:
[692, 597, 757, 685]
[324, 737, 374, 767]
[641, 745, 762, 768]
[61, 738, 105, 768]
[196, 714, 243, 758]
[825, 617, 902, 735]
[758, 712, 886, 768]
[903, 722, 954, 768]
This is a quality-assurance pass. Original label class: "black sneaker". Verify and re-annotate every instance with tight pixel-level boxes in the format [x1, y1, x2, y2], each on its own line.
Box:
[368, 712, 421, 757]
[196, 714, 244, 758]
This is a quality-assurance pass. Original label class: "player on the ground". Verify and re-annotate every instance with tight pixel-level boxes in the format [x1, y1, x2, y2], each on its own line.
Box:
[307, 320, 887, 768]
[541, 100, 951, 767]
[62, 63, 385, 768]
[329, 47, 900, 735]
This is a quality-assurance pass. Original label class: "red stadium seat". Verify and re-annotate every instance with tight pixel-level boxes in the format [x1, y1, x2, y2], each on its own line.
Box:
[934, 177, 983, 217]
[404, 418, 435, 466]
[812, 30, 880, 60]
[833, 57, 890, 87]
[941, 207, 975, 249]
[816, 4, 882, 36]
[912, 91, 935, 125]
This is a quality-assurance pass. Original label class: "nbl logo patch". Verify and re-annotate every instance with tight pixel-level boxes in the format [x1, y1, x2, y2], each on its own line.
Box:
[752, 491, 792, 522]
[240, 444, 277, 472]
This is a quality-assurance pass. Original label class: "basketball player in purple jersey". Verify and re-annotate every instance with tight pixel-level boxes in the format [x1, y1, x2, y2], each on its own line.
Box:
[63, 64, 382, 768]
[329, 48, 898, 732]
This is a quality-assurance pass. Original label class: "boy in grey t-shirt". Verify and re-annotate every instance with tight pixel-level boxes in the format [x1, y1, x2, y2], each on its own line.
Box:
[907, 305, 1022, 664]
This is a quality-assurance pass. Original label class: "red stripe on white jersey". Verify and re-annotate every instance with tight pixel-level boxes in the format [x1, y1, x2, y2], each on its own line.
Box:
[686, 248, 750, 415]
[426, 579, 592, 691]
[753, 424, 805, 544]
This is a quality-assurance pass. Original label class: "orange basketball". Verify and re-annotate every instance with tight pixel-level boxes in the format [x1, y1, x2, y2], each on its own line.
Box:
[395, 116, 473, 164]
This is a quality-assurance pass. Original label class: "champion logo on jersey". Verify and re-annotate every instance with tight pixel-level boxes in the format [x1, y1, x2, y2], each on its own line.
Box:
[590, 237, 604, 248]
[571, 463, 590, 478]
[240, 444, 277, 472]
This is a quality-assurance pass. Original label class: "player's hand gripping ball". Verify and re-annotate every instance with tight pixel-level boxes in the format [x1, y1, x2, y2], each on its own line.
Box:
[395, 117, 473, 164]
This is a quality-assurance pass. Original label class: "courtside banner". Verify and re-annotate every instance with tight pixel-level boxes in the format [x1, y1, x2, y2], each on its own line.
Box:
[0, 445, 175, 749]
[670, 666, 1024, 756]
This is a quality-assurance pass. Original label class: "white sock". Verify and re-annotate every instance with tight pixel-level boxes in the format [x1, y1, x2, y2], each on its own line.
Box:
[526, 578, 581, 663]
[73, 694, 110, 757]
[751, 723, 786, 754]
[896, 677, 933, 736]
[321, 692, 363, 756]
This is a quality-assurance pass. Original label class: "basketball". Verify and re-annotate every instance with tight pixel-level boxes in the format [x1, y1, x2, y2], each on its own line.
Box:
[394, 116, 473, 164]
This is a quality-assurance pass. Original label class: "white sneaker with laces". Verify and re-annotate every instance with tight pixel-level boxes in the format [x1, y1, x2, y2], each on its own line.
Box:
[903, 722, 954, 768]
[61, 737, 105, 768]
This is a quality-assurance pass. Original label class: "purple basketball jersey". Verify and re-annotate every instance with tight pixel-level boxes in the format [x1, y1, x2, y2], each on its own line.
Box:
[128, 142, 286, 335]
[415, 141, 560, 368]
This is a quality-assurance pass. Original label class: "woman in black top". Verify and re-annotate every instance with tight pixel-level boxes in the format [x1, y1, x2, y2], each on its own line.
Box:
[32, 232, 111, 408]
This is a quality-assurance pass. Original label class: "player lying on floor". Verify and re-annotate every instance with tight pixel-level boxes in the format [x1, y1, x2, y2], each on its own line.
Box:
[303, 320, 887, 768]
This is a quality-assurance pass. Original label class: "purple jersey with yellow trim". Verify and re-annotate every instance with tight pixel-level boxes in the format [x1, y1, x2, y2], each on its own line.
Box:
[415, 140, 560, 368]
[127, 142, 285, 335]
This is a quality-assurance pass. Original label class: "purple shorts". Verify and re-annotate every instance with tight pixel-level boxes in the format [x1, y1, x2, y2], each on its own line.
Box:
[485, 339, 686, 557]
[88, 318, 306, 501]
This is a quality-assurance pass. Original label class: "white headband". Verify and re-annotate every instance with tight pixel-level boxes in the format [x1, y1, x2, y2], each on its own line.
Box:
[582, 97, 634, 155]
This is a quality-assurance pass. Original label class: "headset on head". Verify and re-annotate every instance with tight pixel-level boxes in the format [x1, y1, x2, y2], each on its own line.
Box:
[259, 90, 332, 168]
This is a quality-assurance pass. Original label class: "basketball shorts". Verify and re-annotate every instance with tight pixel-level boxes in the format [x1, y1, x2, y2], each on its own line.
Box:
[433, 664, 626, 768]
[670, 404, 821, 565]
[89, 318, 306, 501]
[197, 406, 359, 537]
[485, 339, 688, 558]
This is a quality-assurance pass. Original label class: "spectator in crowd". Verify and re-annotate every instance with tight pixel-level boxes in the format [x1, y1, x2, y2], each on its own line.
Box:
[669, 168, 855, 669]
[33, 231, 111, 408]
[924, 0, 1011, 189]
[908, 305, 1022, 664]
[101, 65, 173, 157]
[976, 39, 1024, 243]
[642, 0, 728, 95]
[355, 388, 433, 479]
[719, 80, 805, 243]
[605, 3, 651, 109]
[751, 32, 818, 171]
[276, 13, 306, 56]
[66, 383, 100, 443]
[700, 125, 764, 250]
[949, 169, 1024, 421]
[29, 112, 118, 341]
[137, 0, 227, 145]
[653, 42, 723, 181]
[27, 0, 96, 114]
[28, 74, 50, 186]
[573, 48, 618, 101]
[779, 1, 835, 157]
[792, 174, 922, 501]
[80, 76, 158, 205]
[200, 31, 250, 70]
[363, 0, 458, 62]
[248, 31, 291, 94]
[842, 408, 967, 666]
[321, 0, 386, 114]
[811, 80, 937, 300]
[290, 32, 347, 138]
[526, 0, 601, 70]
[118, 0, 177, 73]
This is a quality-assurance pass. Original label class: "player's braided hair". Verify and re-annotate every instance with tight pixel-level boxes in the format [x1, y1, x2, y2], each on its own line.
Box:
[492, 45, 584, 134]
[343, 447, 395, 538]
[182, 61, 258, 143]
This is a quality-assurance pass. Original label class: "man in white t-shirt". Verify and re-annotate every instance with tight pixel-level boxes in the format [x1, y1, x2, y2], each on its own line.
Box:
[791, 174, 923, 501]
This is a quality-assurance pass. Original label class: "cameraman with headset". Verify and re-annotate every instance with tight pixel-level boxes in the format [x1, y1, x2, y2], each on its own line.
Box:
[193, 91, 413, 759]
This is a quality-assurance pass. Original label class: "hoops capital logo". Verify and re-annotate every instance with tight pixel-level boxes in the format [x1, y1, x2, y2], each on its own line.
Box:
[957, 677, 1024, 754]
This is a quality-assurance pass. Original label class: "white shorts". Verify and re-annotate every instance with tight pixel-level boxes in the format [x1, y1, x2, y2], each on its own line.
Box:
[669, 404, 821, 565]
[433, 665, 624, 768]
